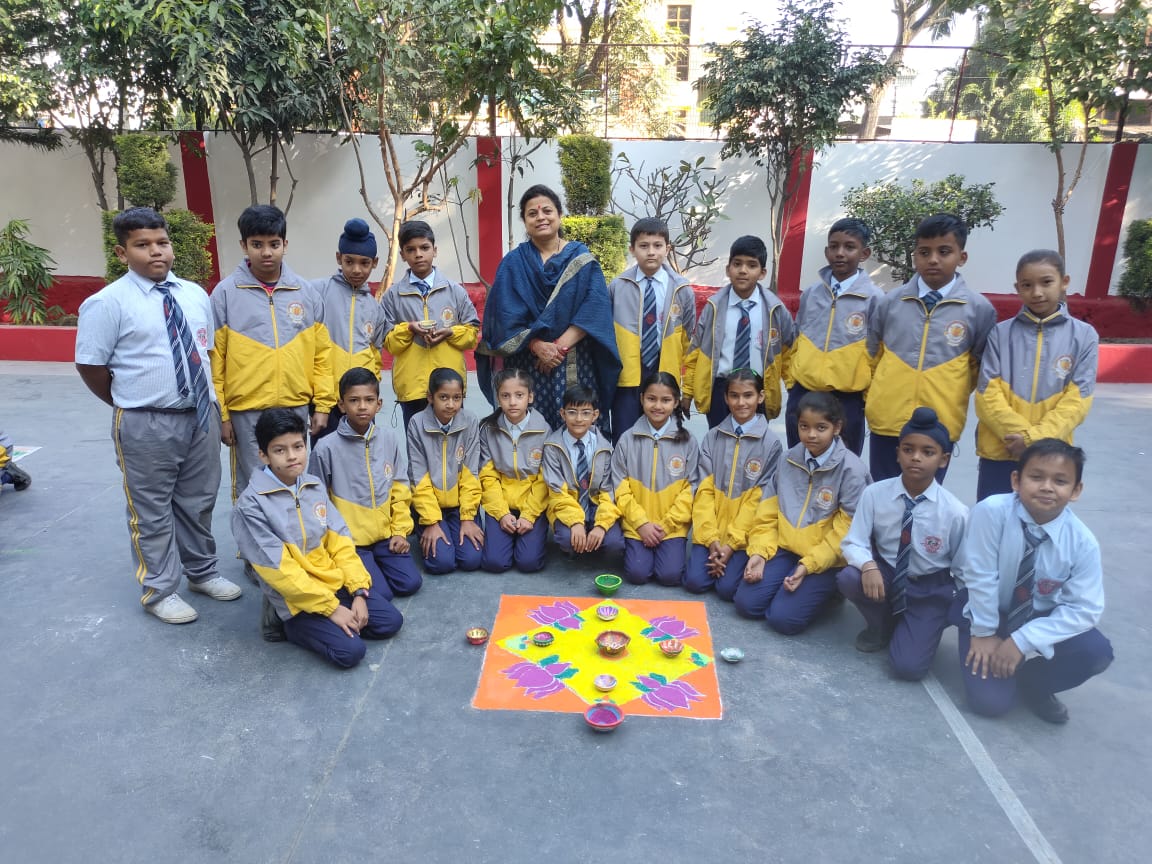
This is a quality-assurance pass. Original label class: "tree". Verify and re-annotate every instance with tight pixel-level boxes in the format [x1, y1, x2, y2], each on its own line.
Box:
[0, 0, 62, 150]
[698, 0, 896, 289]
[857, 1, 975, 140]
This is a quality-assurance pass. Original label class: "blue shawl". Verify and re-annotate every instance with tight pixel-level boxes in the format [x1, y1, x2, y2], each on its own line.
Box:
[478, 240, 621, 405]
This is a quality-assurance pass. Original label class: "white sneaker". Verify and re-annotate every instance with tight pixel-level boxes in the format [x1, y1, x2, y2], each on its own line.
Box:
[147, 593, 199, 624]
[188, 576, 243, 601]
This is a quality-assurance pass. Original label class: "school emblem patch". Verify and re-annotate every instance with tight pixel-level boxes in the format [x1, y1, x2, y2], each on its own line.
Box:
[440, 307, 456, 326]
[1053, 354, 1073, 380]
[313, 502, 328, 525]
[383, 461, 394, 480]
[944, 320, 968, 347]
[363, 320, 374, 338]
[196, 326, 209, 347]
[744, 458, 763, 480]
[667, 455, 686, 478]
[528, 447, 544, 468]
[287, 301, 305, 325]
[768, 326, 780, 346]
[921, 535, 943, 555]
[455, 444, 466, 465]
[845, 312, 866, 335]
[814, 486, 835, 511]
[1037, 578, 1063, 596]
[670, 302, 681, 318]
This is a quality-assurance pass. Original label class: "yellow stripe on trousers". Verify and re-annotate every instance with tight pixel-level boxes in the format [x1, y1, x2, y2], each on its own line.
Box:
[112, 408, 151, 604]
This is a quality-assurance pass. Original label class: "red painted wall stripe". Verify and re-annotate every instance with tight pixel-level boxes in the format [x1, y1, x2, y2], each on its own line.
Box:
[475, 136, 503, 287]
[776, 149, 815, 298]
[179, 131, 222, 287]
[1085, 141, 1139, 300]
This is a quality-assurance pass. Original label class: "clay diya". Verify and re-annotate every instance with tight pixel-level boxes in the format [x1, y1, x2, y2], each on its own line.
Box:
[584, 702, 624, 733]
[720, 647, 745, 663]
[593, 674, 617, 692]
[658, 638, 685, 657]
[596, 629, 630, 657]
[418, 319, 437, 332]
[532, 630, 555, 648]
[595, 604, 619, 622]
[594, 573, 622, 596]
[465, 627, 489, 645]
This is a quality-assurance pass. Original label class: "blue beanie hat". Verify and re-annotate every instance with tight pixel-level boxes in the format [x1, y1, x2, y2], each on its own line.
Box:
[900, 406, 951, 452]
[339, 218, 377, 258]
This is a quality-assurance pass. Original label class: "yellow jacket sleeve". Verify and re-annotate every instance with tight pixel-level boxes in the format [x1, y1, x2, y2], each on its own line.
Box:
[389, 481, 414, 537]
[459, 466, 482, 521]
[692, 477, 721, 547]
[592, 489, 621, 531]
[210, 326, 229, 421]
[658, 481, 696, 536]
[411, 475, 443, 526]
[480, 462, 511, 521]
[519, 474, 550, 523]
[680, 329, 697, 400]
[613, 478, 649, 532]
[323, 529, 372, 593]
[311, 322, 337, 412]
[446, 323, 479, 350]
[549, 483, 585, 527]
[252, 549, 341, 618]
[1026, 386, 1093, 445]
[725, 487, 764, 551]
[384, 322, 415, 356]
[746, 495, 780, 560]
[975, 377, 1029, 440]
[798, 509, 852, 575]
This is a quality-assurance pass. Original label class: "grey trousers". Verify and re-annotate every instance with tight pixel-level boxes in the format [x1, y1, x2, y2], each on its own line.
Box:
[227, 406, 309, 500]
[112, 406, 222, 605]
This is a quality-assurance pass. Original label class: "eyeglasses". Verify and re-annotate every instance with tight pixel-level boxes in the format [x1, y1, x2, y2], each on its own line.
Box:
[562, 409, 597, 419]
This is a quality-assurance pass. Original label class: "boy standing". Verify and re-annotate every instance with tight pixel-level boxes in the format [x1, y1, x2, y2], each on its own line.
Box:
[76, 207, 241, 623]
[381, 220, 480, 427]
[957, 439, 1113, 723]
[866, 213, 996, 482]
[232, 409, 403, 668]
[838, 407, 967, 679]
[210, 204, 335, 500]
[542, 385, 625, 557]
[786, 218, 883, 455]
[608, 217, 697, 442]
[309, 368, 422, 599]
[688, 235, 796, 428]
[313, 218, 387, 438]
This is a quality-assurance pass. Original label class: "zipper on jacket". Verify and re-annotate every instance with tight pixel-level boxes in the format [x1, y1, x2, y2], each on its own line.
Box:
[822, 294, 836, 351]
[1030, 322, 1044, 403]
[294, 494, 307, 548]
[365, 438, 377, 507]
[346, 299, 357, 377]
[650, 438, 660, 489]
[726, 440, 741, 496]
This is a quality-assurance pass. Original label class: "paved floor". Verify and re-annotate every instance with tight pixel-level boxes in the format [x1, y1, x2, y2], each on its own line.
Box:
[1, 361, 1148, 864]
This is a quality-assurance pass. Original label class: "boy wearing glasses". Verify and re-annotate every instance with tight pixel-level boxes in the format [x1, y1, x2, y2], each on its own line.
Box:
[542, 386, 625, 556]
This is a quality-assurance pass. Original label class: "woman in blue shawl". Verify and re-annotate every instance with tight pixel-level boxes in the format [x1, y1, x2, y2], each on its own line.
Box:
[478, 184, 621, 433]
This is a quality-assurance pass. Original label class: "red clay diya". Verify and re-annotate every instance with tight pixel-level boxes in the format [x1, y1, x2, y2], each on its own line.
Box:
[584, 702, 624, 733]
[659, 638, 685, 657]
[596, 630, 630, 657]
[595, 604, 619, 622]
[466, 627, 489, 645]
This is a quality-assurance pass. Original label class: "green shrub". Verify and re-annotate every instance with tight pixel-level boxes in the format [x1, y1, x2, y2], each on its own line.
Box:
[558, 135, 613, 216]
[114, 134, 178, 211]
[1118, 219, 1152, 305]
[842, 174, 1004, 283]
[103, 209, 216, 288]
[0, 219, 57, 324]
[562, 214, 628, 279]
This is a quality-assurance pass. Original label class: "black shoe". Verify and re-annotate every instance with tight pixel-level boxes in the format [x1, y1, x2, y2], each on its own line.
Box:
[2, 463, 31, 490]
[854, 624, 892, 653]
[1022, 690, 1069, 725]
[261, 596, 286, 643]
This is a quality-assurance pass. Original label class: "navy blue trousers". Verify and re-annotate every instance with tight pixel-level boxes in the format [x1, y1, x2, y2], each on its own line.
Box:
[481, 513, 548, 573]
[683, 543, 748, 600]
[786, 384, 866, 456]
[623, 537, 687, 585]
[976, 457, 1017, 501]
[356, 541, 422, 598]
[732, 549, 839, 634]
[553, 520, 626, 556]
[282, 587, 403, 669]
[421, 508, 484, 574]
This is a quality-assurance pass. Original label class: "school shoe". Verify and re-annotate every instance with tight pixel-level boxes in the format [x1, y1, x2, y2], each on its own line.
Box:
[261, 595, 286, 642]
[854, 623, 893, 653]
[147, 593, 199, 624]
[188, 576, 243, 601]
[1, 462, 31, 490]
[1020, 687, 1069, 724]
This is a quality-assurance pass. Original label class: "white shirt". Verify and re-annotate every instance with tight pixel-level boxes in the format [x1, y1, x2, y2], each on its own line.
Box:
[729, 414, 763, 436]
[75, 269, 215, 409]
[842, 476, 968, 578]
[831, 270, 861, 295]
[647, 418, 674, 439]
[805, 446, 835, 471]
[563, 427, 598, 472]
[917, 274, 958, 298]
[408, 268, 438, 290]
[499, 414, 527, 443]
[718, 289, 766, 374]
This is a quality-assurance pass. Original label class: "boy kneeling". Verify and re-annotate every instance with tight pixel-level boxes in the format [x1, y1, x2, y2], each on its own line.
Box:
[232, 409, 402, 667]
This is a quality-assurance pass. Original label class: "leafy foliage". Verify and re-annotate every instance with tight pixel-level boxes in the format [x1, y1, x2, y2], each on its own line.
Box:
[842, 174, 1003, 283]
[114, 135, 177, 211]
[102, 209, 215, 289]
[698, 0, 896, 288]
[0, 219, 57, 324]
[558, 135, 613, 215]
[561, 214, 629, 278]
[1118, 220, 1152, 305]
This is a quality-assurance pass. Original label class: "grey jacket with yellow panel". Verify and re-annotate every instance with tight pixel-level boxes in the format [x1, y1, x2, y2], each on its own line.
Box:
[542, 427, 620, 531]
[610, 419, 700, 540]
[478, 409, 552, 522]
[313, 271, 387, 396]
[790, 266, 884, 393]
[608, 263, 698, 393]
[407, 405, 482, 525]
[692, 418, 783, 551]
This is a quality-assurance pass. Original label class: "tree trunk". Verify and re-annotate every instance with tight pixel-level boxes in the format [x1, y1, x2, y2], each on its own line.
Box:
[859, 44, 907, 140]
[269, 133, 279, 205]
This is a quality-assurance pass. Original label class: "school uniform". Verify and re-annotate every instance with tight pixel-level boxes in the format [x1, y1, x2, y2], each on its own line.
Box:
[838, 477, 968, 679]
[542, 426, 625, 555]
[312, 271, 388, 437]
[308, 417, 421, 598]
[611, 418, 699, 585]
[0, 428, 19, 487]
[734, 439, 870, 633]
[76, 268, 224, 608]
[608, 263, 697, 442]
[687, 283, 796, 429]
[786, 267, 883, 455]
[381, 269, 480, 426]
[478, 410, 552, 573]
[407, 406, 483, 573]
[232, 468, 402, 668]
[684, 415, 783, 598]
[955, 493, 1113, 716]
[865, 274, 996, 482]
[974, 304, 1098, 499]
[210, 260, 335, 499]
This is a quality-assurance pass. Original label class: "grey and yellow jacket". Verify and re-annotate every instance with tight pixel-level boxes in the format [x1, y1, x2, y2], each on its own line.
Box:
[407, 405, 482, 525]
[210, 260, 335, 420]
[609, 263, 697, 393]
[790, 266, 884, 393]
[865, 274, 996, 440]
[478, 409, 552, 522]
[610, 419, 699, 540]
[313, 272, 387, 395]
[232, 468, 371, 622]
[975, 304, 1097, 460]
[747, 439, 871, 574]
[692, 418, 783, 551]
[308, 417, 414, 547]
[381, 273, 480, 402]
[542, 428, 620, 530]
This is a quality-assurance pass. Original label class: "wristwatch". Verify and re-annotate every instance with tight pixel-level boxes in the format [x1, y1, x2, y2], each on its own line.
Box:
[353, 588, 369, 600]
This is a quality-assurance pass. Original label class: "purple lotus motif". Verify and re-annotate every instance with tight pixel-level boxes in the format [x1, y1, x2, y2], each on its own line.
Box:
[633, 673, 704, 712]
[527, 600, 583, 631]
[641, 615, 699, 642]
[502, 658, 577, 699]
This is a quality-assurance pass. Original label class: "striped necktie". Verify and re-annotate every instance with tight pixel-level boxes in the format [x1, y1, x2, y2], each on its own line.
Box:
[807, 457, 818, 473]
[734, 425, 744, 437]
[414, 279, 430, 296]
[923, 289, 943, 312]
[1007, 523, 1046, 633]
[576, 439, 594, 524]
[734, 300, 752, 370]
[891, 493, 927, 615]
[154, 282, 212, 432]
[441, 424, 451, 435]
[641, 276, 660, 372]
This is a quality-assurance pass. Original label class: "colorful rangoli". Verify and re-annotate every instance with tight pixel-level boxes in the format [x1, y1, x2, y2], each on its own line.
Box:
[472, 595, 722, 719]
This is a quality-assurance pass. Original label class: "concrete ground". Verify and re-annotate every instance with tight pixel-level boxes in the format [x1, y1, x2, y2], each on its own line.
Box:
[1, 360, 1149, 864]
